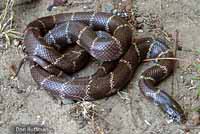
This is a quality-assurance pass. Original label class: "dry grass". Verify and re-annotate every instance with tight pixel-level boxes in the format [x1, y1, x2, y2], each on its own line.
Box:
[186, 49, 200, 115]
[0, 0, 22, 49]
[193, 49, 200, 98]
[69, 101, 109, 133]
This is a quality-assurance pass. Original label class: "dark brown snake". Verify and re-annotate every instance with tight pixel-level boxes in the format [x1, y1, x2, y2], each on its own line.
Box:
[17, 12, 186, 123]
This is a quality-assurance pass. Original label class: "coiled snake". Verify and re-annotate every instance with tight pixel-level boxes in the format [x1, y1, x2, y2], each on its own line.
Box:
[17, 12, 185, 123]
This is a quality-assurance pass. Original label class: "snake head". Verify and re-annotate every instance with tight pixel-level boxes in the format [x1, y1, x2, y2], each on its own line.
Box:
[157, 90, 186, 123]
[161, 103, 186, 123]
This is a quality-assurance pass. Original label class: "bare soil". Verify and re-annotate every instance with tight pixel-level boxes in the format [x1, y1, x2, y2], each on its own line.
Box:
[0, 0, 200, 134]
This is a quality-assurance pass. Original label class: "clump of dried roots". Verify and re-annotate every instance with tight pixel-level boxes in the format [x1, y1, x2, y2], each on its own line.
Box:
[70, 101, 109, 133]
[70, 101, 99, 120]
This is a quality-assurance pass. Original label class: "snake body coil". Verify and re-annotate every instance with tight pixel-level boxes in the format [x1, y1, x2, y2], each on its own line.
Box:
[21, 12, 185, 123]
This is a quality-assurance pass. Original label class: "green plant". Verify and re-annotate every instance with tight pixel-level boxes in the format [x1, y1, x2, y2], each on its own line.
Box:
[192, 106, 200, 113]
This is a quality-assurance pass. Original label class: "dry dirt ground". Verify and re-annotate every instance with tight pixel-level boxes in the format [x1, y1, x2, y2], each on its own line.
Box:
[0, 0, 200, 134]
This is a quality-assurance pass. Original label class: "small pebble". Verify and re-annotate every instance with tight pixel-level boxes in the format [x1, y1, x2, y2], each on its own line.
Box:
[136, 17, 144, 23]
[37, 115, 41, 119]
[180, 75, 184, 82]
[41, 120, 46, 125]
[138, 29, 144, 33]
[166, 119, 173, 124]
[112, 9, 118, 15]
[83, 5, 88, 9]
[62, 98, 75, 105]
[117, 12, 121, 16]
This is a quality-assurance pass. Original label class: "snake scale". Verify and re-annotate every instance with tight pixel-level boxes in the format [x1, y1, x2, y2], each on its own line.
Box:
[17, 12, 186, 123]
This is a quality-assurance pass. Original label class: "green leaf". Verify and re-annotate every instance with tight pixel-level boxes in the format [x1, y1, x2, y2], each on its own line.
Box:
[196, 83, 200, 97]
[192, 107, 200, 112]
[194, 63, 200, 72]
[198, 86, 200, 97]
[196, 49, 200, 54]
[191, 76, 200, 80]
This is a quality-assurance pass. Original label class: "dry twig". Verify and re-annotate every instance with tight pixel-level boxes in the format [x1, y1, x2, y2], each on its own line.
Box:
[143, 57, 188, 62]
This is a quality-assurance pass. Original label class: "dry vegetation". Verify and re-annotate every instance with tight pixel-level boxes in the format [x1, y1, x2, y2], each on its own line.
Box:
[0, 0, 22, 49]
[193, 50, 200, 104]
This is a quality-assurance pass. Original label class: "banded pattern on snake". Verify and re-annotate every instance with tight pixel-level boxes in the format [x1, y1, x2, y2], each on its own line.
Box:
[17, 12, 185, 123]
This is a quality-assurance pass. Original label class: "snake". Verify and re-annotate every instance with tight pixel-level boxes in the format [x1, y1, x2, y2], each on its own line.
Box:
[17, 11, 186, 123]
